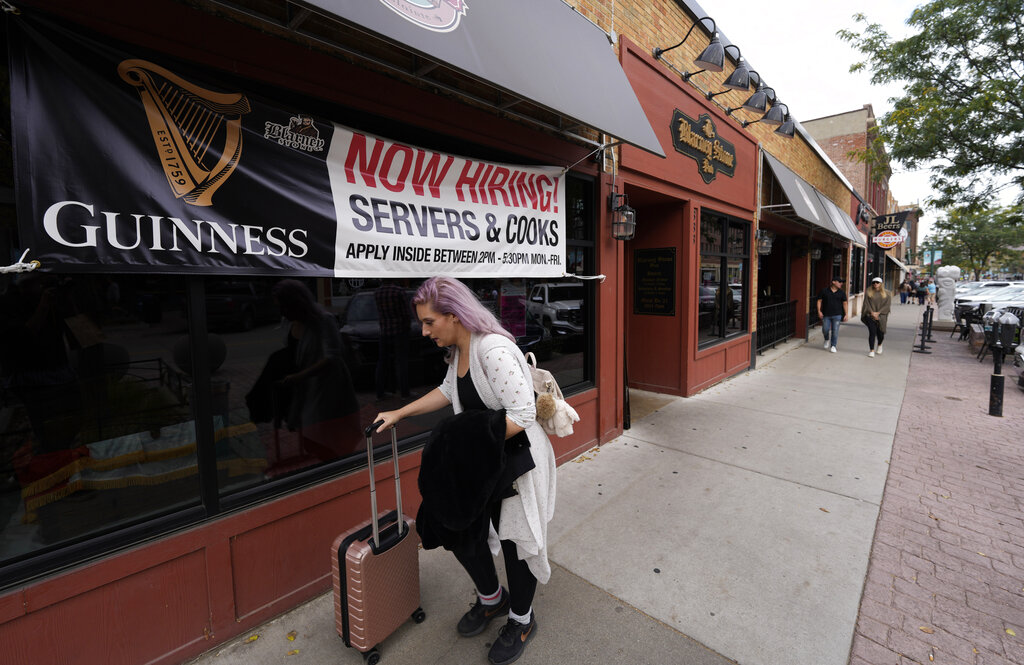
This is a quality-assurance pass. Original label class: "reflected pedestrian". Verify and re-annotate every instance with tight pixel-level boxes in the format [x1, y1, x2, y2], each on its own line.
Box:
[273, 279, 360, 460]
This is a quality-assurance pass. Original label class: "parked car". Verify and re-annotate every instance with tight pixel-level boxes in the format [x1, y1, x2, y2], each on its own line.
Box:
[525, 283, 584, 337]
[338, 289, 555, 387]
[955, 285, 1024, 310]
[206, 280, 279, 331]
[337, 290, 443, 386]
[515, 308, 554, 360]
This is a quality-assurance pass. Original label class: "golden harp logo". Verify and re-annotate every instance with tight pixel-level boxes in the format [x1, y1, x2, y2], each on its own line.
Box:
[118, 59, 252, 207]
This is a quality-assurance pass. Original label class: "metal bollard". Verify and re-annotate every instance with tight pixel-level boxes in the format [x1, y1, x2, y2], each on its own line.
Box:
[913, 306, 932, 354]
[924, 306, 936, 342]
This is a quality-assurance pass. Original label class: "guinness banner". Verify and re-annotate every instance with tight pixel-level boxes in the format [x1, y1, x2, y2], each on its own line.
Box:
[8, 18, 566, 278]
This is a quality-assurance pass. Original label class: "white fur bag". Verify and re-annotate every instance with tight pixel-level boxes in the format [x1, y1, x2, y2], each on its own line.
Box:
[524, 352, 579, 437]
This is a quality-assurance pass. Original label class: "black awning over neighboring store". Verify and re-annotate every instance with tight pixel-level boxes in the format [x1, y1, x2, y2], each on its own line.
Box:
[886, 253, 911, 272]
[815, 190, 865, 247]
[762, 152, 858, 244]
[302, 0, 665, 157]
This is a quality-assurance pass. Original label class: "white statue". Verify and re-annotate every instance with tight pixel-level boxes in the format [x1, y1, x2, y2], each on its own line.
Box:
[936, 265, 961, 320]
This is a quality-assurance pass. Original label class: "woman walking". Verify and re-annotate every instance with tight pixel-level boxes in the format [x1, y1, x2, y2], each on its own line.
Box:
[863, 276, 892, 357]
[899, 278, 911, 305]
[374, 276, 555, 665]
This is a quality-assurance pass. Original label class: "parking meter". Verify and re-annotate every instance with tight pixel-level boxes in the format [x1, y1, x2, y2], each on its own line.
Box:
[989, 310, 1020, 417]
[998, 311, 1020, 348]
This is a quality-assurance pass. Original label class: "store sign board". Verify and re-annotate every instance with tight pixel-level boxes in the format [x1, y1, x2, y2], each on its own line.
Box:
[872, 231, 901, 248]
[9, 16, 565, 278]
[670, 110, 736, 184]
[873, 211, 909, 233]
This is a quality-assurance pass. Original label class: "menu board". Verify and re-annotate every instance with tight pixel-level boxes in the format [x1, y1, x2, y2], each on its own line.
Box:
[634, 248, 676, 315]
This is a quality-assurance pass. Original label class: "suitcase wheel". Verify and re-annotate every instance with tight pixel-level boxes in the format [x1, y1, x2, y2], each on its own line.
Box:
[412, 608, 426, 624]
[363, 648, 381, 665]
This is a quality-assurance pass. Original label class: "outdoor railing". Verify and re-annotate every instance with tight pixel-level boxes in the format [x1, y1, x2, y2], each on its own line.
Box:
[756, 300, 798, 354]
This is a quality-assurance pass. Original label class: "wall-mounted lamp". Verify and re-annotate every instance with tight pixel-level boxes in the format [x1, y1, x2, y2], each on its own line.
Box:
[774, 112, 796, 139]
[833, 252, 843, 265]
[742, 102, 795, 139]
[810, 246, 823, 261]
[706, 45, 750, 99]
[610, 192, 637, 241]
[653, 17, 724, 77]
[756, 229, 775, 255]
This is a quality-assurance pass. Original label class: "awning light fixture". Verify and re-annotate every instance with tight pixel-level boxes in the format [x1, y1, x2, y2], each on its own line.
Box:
[610, 192, 637, 241]
[655, 23, 799, 141]
[653, 17, 725, 81]
[706, 46, 749, 99]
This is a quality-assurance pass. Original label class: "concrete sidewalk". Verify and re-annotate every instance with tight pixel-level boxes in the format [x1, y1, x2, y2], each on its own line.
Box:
[187, 304, 933, 665]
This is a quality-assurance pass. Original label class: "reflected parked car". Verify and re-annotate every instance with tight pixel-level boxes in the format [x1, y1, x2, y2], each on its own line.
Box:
[338, 290, 555, 387]
[515, 308, 554, 361]
[337, 290, 441, 386]
[206, 281, 280, 331]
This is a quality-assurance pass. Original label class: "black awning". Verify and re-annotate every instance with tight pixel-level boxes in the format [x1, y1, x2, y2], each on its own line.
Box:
[765, 151, 851, 239]
[302, 0, 664, 156]
[815, 191, 866, 247]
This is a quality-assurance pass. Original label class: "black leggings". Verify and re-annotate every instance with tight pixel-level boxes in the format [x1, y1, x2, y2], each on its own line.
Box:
[866, 317, 885, 349]
[452, 500, 538, 616]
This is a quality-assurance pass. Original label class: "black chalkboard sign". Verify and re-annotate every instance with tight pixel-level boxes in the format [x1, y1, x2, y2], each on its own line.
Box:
[634, 248, 676, 315]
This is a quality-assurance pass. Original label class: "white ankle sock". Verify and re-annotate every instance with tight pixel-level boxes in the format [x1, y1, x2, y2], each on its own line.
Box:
[508, 608, 532, 625]
[478, 587, 502, 606]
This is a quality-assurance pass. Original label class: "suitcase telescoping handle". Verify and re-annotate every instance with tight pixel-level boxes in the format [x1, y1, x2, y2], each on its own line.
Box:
[365, 421, 405, 548]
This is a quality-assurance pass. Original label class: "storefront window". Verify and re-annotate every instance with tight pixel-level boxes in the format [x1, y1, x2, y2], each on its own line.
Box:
[697, 210, 749, 346]
[851, 247, 866, 295]
[0, 177, 596, 583]
[0, 274, 200, 566]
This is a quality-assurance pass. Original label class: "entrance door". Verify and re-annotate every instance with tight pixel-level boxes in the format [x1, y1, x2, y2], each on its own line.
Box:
[626, 200, 686, 394]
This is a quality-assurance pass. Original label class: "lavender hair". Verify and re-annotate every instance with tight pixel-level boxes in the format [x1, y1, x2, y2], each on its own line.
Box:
[413, 277, 515, 343]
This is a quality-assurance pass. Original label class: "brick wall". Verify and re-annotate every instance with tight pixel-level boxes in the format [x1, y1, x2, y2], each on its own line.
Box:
[569, 0, 856, 211]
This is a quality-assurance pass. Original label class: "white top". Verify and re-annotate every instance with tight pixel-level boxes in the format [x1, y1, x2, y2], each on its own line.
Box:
[438, 332, 557, 583]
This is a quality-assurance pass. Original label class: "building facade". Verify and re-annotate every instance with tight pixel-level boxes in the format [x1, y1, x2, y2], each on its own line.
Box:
[0, 1, 878, 662]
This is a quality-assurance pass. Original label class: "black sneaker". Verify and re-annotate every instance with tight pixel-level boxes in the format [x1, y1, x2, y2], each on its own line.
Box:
[457, 587, 510, 637]
[487, 615, 537, 665]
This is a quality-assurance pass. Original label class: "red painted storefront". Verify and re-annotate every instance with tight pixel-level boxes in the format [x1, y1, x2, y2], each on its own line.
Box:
[0, 2, 630, 663]
[616, 37, 759, 396]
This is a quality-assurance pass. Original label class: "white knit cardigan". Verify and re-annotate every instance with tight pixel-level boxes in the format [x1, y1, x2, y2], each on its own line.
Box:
[438, 332, 557, 583]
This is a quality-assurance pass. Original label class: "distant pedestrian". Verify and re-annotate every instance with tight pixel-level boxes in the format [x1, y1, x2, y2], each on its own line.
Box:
[916, 279, 927, 305]
[816, 276, 848, 353]
[863, 277, 892, 357]
[899, 278, 911, 305]
[926, 279, 937, 306]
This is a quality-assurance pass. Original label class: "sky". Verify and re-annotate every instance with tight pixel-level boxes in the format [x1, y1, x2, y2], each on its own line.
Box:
[691, 0, 937, 239]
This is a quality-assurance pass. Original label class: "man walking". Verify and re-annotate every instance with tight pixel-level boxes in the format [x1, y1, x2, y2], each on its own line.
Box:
[816, 276, 849, 353]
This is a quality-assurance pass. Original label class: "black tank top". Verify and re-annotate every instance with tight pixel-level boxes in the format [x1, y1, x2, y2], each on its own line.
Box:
[456, 369, 534, 498]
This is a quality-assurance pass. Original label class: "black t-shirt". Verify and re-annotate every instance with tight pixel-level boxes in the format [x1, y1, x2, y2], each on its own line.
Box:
[817, 287, 847, 317]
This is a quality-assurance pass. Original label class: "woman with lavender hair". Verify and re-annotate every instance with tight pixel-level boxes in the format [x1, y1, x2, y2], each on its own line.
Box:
[374, 276, 554, 665]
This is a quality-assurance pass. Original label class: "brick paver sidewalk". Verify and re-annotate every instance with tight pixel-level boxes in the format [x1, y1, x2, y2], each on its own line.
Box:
[851, 323, 1024, 665]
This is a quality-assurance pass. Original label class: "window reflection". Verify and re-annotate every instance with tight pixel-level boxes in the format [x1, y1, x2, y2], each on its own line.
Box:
[697, 210, 750, 346]
[0, 176, 597, 575]
[217, 271, 591, 496]
[0, 273, 199, 560]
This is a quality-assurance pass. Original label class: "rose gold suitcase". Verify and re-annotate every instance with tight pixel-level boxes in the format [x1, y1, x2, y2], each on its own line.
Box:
[331, 422, 424, 664]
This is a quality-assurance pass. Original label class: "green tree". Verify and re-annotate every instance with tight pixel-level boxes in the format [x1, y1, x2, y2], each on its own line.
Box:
[838, 0, 1024, 213]
[926, 206, 1024, 279]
